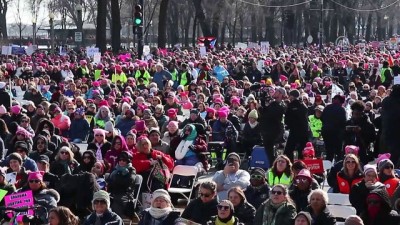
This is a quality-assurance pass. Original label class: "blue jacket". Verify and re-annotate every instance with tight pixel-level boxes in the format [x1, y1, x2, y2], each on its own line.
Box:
[153, 70, 172, 89]
[69, 118, 90, 140]
[212, 120, 237, 142]
[115, 118, 135, 137]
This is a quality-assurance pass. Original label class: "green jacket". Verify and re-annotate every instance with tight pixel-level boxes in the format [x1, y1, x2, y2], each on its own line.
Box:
[254, 199, 296, 225]
[309, 115, 322, 138]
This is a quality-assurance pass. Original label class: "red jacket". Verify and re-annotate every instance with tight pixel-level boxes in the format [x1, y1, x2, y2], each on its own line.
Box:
[132, 149, 174, 174]
[336, 170, 363, 194]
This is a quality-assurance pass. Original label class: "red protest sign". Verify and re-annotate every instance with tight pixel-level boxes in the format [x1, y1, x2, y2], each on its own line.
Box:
[299, 159, 324, 174]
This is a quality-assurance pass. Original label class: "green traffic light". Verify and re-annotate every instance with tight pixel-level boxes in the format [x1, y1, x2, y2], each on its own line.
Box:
[135, 18, 142, 25]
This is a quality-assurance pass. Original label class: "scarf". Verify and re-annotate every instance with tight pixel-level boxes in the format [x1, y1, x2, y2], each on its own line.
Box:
[60, 160, 72, 175]
[110, 163, 131, 179]
[95, 143, 103, 161]
[249, 121, 259, 129]
[175, 140, 194, 160]
[148, 206, 172, 219]
[216, 216, 235, 225]
[263, 200, 286, 225]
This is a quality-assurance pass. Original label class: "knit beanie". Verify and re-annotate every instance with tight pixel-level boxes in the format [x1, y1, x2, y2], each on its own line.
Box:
[226, 153, 241, 165]
[345, 215, 364, 225]
[104, 121, 114, 133]
[364, 164, 377, 176]
[92, 190, 111, 208]
[378, 159, 394, 172]
[8, 153, 22, 165]
[151, 189, 171, 205]
[248, 109, 258, 119]
[295, 211, 312, 225]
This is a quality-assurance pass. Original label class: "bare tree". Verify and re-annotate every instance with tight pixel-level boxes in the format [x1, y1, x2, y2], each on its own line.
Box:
[14, 0, 26, 46]
[0, 0, 10, 39]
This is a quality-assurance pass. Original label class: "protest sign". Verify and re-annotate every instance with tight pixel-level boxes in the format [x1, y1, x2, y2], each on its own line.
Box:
[4, 190, 34, 221]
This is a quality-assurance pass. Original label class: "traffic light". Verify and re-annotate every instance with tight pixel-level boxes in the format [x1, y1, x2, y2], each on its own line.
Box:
[134, 4, 143, 27]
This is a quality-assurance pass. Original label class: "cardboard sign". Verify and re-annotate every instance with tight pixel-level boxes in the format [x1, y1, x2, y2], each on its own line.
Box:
[394, 76, 400, 85]
[93, 53, 101, 64]
[300, 159, 324, 174]
[4, 190, 34, 221]
[5, 172, 16, 184]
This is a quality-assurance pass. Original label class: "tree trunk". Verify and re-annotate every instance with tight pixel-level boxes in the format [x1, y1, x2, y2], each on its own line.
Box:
[220, 21, 227, 45]
[0, 0, 8, 39]
[184, 16, 191, 47]
[168, 3, 179, 45]
[250, 12, 257, 42]
[365, 13, 372, 41]
[96, 0, 107, 53]
[111, 0, 121, 53]
[192, 0, 211, 36]
[158, 0, 169, 48]
[192, 15, 197, 47]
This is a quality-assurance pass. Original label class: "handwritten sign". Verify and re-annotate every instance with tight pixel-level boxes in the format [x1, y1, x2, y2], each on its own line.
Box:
[300, 159, 324, 174]
[4, 190, 34, 221]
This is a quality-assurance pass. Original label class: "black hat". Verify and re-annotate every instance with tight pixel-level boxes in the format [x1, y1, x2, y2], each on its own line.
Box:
[14, 141, 29, 153]
[38, 155, 50, 164]
[289, 90, 300, 99]
[251, 167, 266, 176]
[8, 153, 22, 165]
[117, 151, 133, 161]
[333, 94, 345, 104]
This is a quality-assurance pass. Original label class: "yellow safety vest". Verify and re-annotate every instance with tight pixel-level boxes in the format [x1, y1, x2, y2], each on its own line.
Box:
[267, 170, 292, 186]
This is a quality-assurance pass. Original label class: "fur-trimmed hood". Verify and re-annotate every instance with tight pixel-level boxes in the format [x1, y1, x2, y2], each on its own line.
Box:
[37, 188, 60, 203]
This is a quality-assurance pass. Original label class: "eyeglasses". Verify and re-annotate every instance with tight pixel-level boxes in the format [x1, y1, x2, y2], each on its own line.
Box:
[217, 205, 230, 211]
[346, 161, 356, 164]
[199, 193, 211, 198]
[29, 180, 40, 183]
[114, 142, 121, 145]
[295, 178, 309, 183]
[251, 174, 264, 180]
[271, 190, 283, 195]
[60, 151, 69, 155]
[93, 200, 107, 205]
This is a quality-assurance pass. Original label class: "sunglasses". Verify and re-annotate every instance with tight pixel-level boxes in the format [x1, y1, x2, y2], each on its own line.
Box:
[199, 193, 211, 198]
[251, 174, 264, 180]
[271, 190, 283, 195]
[384, 165, 393, 170]
[346, 161, 356, 164]
[295, 178, 309, 183]
[114, 142, 121, 145]
[93, 200, 107, 205]
[29, 180, 40, 183]
[60, 151, 69, 155]
[217, 205, 230, 211]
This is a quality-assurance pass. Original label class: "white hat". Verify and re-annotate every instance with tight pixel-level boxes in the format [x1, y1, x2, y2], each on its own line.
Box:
[151, 189, 171, 205]
[0, 105, 6, 114]
[0, 82, 6, 89]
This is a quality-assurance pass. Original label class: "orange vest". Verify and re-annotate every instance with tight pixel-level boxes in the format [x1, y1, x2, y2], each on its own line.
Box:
[336, 174, 363, 194]
[383, 178, 400, 197]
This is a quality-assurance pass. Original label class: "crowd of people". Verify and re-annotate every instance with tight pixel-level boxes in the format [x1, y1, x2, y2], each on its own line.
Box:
[0, 43, 397, 225]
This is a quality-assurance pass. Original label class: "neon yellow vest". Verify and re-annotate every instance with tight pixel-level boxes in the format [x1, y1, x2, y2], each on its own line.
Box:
[180, 72, 188, 86]
[135, 70, 151, 85]
[267, 170, 292, 186]
[381, 67, 392, 83]
[94, 70, 102, 80]
[309, 115, 322, 138]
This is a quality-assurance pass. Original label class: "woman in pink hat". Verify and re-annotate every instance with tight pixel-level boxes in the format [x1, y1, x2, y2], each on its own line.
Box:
[87, 128, 112, 161]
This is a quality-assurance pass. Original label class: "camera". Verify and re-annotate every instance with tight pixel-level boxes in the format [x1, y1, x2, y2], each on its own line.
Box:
[250, 83, 274, 104]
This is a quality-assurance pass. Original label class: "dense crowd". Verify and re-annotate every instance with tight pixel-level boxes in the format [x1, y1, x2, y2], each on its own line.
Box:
[0, 44, 397, 225]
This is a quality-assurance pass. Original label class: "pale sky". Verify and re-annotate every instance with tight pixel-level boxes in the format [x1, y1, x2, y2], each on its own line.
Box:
[7, 0, 52, 25]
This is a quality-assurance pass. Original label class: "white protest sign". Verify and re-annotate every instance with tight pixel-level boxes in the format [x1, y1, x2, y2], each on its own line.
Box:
[394, 76, 400, 85]
[86, 47, 99, 57]
[1, 46, 11, 55]
[60, 46, 68, 56]
[358, 43, 366, 54]
[236, 42, 247, 50]
[389, 38, 398, 50]
[5, 172, 16, 184]
[260, 41, 270, 54]
[143, 45, 150, 56]
[247, 42, 259, 49]
[26, 45, 37, 56]
[199, 46, 207, 57]
[93, 52, 101, 63]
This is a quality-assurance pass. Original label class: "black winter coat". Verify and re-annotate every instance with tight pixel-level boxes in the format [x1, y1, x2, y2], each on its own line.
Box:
[233, 201, 256, 225]
[350, 180, 386, 215]
[84, 209, 123, 225]
[181, 197, 218, 225]
[290, 188, 313, 212]
[244, 183, 270, 209]
[258, 101, 286, 137]
[285, 99, 309, 135]
[304, 205, 336, 225]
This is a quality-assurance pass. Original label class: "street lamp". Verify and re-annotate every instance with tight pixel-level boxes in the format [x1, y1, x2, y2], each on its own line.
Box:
[49, 12, 55, 54]
[75, 3, 83, 48]
[384, 15, 389, 39]
[32, 18, 36, 45]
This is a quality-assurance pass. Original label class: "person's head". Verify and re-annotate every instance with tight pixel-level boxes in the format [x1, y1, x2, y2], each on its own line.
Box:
[111, 135, 127, 152]
[14, 141, 29, 158]
[149, 128, 161, 145]
[344, 215, 364, 225]
[315, 105, 324, 118]
[250, 167, 266, 187]
[36, 155, 50, 172]
[294, 169, 312, 191]
[294, 211, 312, 225]
[364, 164, 378, 183]
[8, 153, 22, 172]
[151, 189, 172, 209]
[351, 101, 365, 121]
[218, 110, 228, 123]
[272, 155, 292, 175]
[217, 200, 234, 220]
[378, 159, 395, 177]
[343, 154, 361, 176]
[366, 188, 392, 216]
[136, 136, 152, 154]
[224, 153, 241, 174]
[228, 187, 246, 207]
[270, 184, 289, 204]
[82, 150, 96, 166]
[125, 132, 136, 147]
[302, 142, 315, 159]
[91, 161, 105, 177]
[34, 135, 48, 152]
[49, 206, 80, 225]
[56, 146, 74, 161]
[93, 129, 106, 143]
[199, 181, 217, 203]
[28, 171, 45, 191]
[308, 189, 328, 213]
[289, 89, 300, 102]
[92, 190, 110, 214]
[167, 121, 179, 134]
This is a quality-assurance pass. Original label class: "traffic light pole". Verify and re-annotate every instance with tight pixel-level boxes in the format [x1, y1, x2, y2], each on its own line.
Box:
[137, 0, 144, 59]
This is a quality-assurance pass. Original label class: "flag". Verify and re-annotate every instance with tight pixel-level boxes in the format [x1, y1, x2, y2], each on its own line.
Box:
[210, 39, 217, 48]
[389, 55, 394, 67]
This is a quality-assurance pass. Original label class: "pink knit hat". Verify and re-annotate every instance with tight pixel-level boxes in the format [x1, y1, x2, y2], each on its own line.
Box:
[28, 171, 44, 181]
[93, 128, 107, 137]
[11, 105, 22, 115]
[135, 120, 147, 132]
[167, 121, 179, 129]
[16, 126, 33, 138]
[231, 97, 240, 105]
[377, 153, 391, 165]
[218, 110, 228, 118]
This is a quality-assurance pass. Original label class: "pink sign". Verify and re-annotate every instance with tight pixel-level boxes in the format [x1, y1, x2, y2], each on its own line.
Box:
[4, 190, 34, 221]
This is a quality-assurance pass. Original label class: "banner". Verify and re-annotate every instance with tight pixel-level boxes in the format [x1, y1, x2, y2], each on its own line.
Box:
[248, 42, 259, 49]
[1, 46, 11, 55]
[4, 190, 34, 221]
[11, 46, 25, 55]
[236, 42, 247, 50]
[26, 45, 37, 56]
[60, 46, 68, 56]
[300, 159, 324, 174]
